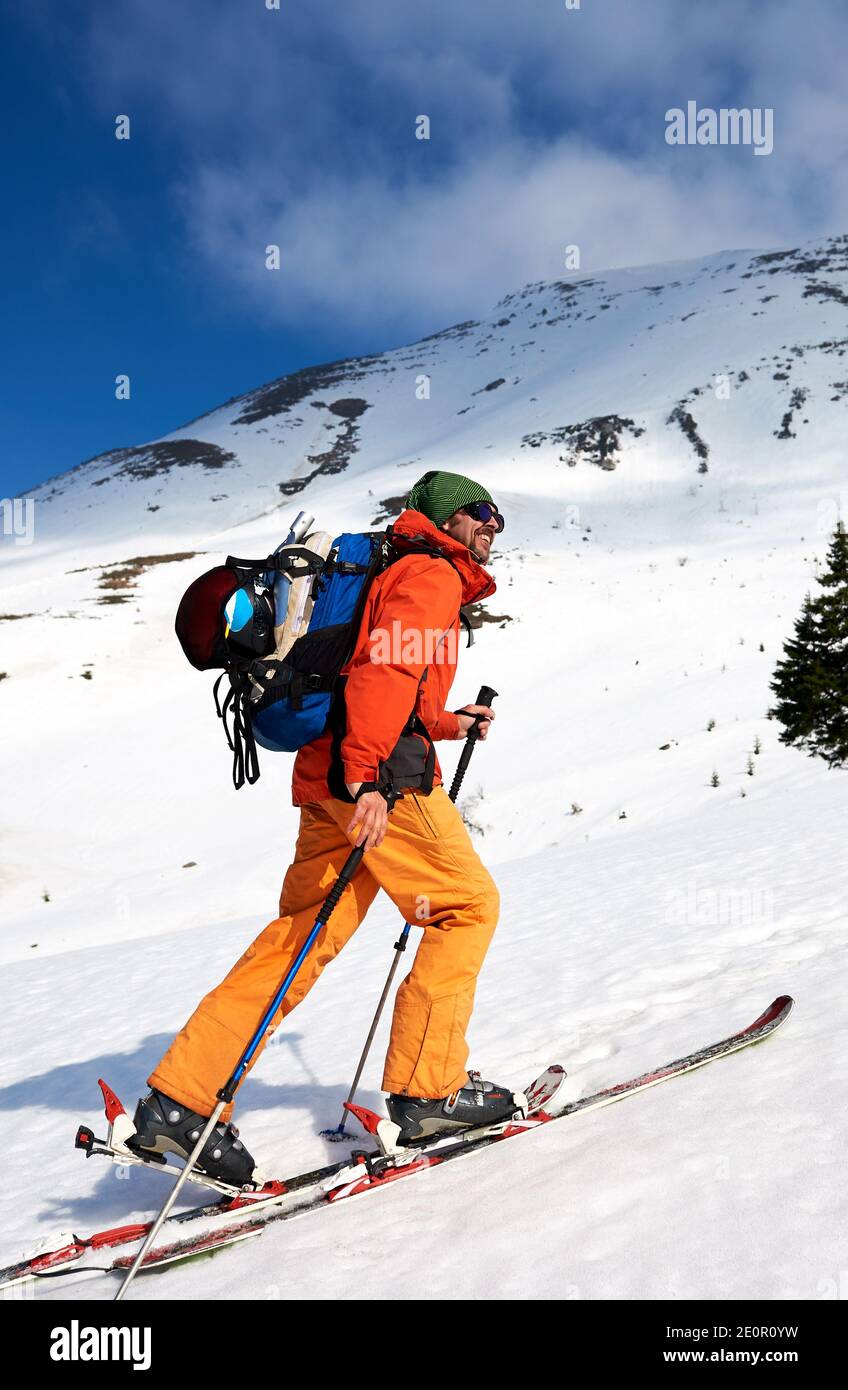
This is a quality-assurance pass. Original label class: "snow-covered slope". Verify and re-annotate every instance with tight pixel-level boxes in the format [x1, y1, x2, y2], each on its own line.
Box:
[1, 235, 846, 1299]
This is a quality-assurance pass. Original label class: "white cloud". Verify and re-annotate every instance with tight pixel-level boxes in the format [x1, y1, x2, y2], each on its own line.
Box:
[47, 0, 848, 331]
[183, 135, 831, 332]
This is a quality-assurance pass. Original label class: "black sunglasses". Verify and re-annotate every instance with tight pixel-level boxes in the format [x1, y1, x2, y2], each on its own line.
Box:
[460, 501, 505, 533]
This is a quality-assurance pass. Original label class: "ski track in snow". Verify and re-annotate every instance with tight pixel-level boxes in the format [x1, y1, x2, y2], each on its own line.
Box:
[1, 236, 846, 1300]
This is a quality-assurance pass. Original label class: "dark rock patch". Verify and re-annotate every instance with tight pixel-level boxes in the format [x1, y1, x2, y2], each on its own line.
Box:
[803, 280, 848, 308]
[371, 495, 408, 524]
[667, 405, 709, 472]
[69, 552, 199, 604]
[279, 417, 364, 498]
[418, 320, 478, 344]
[89, 439, 237, 485]
[523, 415, 645, 471]
[462, 602, 513, 630]
[775, 387, 810, 439]
[751, 249, 800, 268]
[234, 356, 389, 426]
[327, 398, 370, 420]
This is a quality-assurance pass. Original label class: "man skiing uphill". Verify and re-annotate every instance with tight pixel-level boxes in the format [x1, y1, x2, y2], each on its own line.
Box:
[132, 471, 515, 1186]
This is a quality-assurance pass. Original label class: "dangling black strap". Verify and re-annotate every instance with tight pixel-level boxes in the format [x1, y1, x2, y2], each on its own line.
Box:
[213, 673, 259, 790]
[231, 689, 260, 790]
[213, 674, 236, 754]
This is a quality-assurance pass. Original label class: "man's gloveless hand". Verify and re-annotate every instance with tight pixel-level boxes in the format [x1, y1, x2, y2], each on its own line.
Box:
[455, 704, 496, 739]
[345, 785, 389, 850]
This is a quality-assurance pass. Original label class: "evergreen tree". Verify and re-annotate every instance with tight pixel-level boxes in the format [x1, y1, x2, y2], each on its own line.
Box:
[770, 522, 848, 765]
[811, 521, 848, 763]
[769, 594, 826, 750]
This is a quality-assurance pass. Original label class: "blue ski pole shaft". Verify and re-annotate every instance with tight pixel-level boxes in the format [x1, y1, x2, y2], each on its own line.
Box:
[116, 840, 366, 1300]
[326, 684, 498, 1138]
[221, 842, 365, 1099]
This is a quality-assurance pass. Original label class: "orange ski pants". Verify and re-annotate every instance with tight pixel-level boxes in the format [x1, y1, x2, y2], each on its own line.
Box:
[148, 787, 500, 1120]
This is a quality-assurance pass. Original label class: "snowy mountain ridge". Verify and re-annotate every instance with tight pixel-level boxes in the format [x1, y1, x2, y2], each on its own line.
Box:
[1, 235, 845, 1299]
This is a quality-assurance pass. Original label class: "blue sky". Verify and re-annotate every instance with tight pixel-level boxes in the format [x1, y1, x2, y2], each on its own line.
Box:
[3, 0, 847, 497]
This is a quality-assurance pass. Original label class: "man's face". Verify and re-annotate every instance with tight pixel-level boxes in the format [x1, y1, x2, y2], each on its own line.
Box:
[440, 506, 497, 562]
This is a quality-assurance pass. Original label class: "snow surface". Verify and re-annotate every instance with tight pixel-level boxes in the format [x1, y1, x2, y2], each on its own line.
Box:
[1, 236, 846, 1300]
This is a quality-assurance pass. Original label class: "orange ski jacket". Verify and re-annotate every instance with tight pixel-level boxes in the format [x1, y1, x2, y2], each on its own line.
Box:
[291, 508, 496, 805]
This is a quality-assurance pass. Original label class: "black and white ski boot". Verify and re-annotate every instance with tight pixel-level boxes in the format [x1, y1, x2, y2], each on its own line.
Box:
[386, 1071, 527, 1144]
[129, 1089, 257, 1188]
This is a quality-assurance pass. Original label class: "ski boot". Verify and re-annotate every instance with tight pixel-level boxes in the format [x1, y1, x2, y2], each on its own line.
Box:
[386, 1071, 526, 1144]
[129, 1088, 257, 1188]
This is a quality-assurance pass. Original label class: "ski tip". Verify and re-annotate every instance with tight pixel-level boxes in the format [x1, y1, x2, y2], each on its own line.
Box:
[757, 995, 795, 1028]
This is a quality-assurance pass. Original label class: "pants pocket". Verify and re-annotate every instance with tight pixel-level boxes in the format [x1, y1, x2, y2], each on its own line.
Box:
[409, 790, 439, 840]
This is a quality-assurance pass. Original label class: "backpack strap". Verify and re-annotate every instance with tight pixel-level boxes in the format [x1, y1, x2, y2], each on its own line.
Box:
[325, 530, 463, 801]
[218, 533, 391, 792]
[213, 672, 260, 791]
[224, 546, 331, 577]
[327, 667, 437, 804]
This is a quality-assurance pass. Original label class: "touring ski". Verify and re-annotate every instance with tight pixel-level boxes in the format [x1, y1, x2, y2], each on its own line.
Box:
[0, 996, 792, 1292]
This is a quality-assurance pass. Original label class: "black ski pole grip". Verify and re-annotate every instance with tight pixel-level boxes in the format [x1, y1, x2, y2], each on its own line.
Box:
[315, 845, 366, 926]
[468, 684, 498, 740]
[448, 685, 498, 801]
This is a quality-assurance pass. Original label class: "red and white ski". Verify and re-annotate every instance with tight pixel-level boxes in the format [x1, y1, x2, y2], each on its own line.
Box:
[0, 996, 793, 1292]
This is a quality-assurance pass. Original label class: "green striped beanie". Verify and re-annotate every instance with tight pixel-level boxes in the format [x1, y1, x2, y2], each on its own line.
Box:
[405, 470, 494, 526]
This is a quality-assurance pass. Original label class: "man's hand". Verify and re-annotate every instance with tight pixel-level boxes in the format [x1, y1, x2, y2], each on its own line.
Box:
[455, 704, 496, 740]
[345, 784, 389, 850]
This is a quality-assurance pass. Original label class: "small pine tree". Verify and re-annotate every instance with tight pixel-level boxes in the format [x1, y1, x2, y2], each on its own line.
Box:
[710, 770, 720, 787]
[753, 736, 762, 754]
[746, 755, 755, 776]
[770, 522, 848, 766]
[811, 521, 848, 762]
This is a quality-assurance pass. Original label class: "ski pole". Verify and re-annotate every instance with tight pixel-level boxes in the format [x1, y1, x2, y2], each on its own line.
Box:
[448, 683, 498, 802]
[322, 684, 498, 1139]
[115, 837, 369, 1301]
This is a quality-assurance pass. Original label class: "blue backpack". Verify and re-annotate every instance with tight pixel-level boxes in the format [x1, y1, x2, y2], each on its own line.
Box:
[175, 518, 448, 789]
